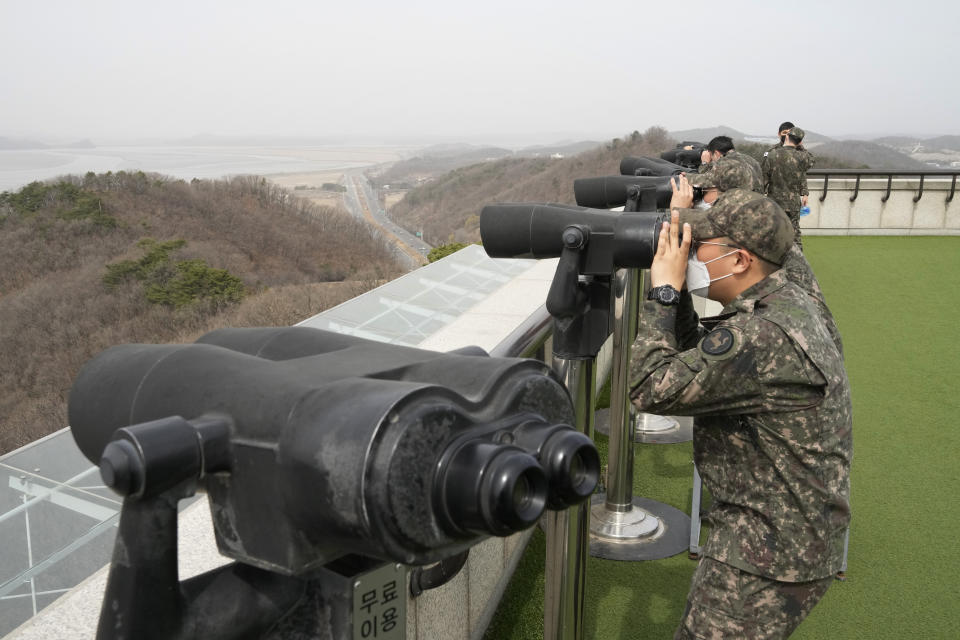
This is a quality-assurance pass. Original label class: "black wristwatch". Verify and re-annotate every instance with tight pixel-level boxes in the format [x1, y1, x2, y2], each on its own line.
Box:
[647, 285, 681, 306]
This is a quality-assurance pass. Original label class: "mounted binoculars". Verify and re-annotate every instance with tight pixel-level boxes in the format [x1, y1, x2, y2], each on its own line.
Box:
[660, 141, 705, 169]
[480, 203, 667, 276]
[69, 326, 600, 573]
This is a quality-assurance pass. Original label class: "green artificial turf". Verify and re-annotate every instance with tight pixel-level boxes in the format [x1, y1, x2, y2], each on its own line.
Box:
[484, 236, 960, 639]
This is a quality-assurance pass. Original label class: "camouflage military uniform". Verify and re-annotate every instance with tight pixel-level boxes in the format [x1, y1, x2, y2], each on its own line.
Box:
[727, 149, 764, 191]
[675, 558, 834, 639]
[689, 151, 763, 194]
[781, 243, 843, 356]
[761, 140, 784, 176]
[629, 191, 852, 638]
[763, 144, 815, 247]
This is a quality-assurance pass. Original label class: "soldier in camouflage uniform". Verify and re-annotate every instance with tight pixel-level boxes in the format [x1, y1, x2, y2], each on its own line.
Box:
[695, 135, 764, 194]
[687, 152, 764, 208]
[629, 182, 852, 639]
[763, 127, 815, 248]
[761, 121, 795, 166]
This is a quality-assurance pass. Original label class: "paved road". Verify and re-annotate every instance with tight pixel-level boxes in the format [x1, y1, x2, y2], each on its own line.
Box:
[342, 170, 431, 270]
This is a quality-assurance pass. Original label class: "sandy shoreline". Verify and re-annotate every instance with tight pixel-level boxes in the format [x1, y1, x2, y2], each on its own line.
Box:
[262, 170, 348, 208]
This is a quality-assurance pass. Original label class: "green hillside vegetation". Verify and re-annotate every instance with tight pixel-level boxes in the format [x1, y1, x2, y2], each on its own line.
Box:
[370, 141, 604, 193]
[808, 140, 924, 169]
[388, 127, 675, 245]
[0, 171, 402, 453]
[875, 135, 960, 153]
[922, 135, 960, 152]
[372, 145, 516, 187]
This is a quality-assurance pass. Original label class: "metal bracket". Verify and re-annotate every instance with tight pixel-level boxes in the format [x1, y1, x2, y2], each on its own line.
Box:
[849, 175, 861, 202]
[913, 175, 926, 203]
[881, 175, 893, 203]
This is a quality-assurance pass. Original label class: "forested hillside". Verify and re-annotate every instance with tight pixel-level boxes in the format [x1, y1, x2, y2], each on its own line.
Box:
[0, 172, 402, 452]
[388, 128, 674, 245]
[810, 140, 924, 169]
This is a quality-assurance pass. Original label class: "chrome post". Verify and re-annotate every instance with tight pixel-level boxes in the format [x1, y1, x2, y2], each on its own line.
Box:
[544, 357, 595, 640]
[588, 268, 690, 562]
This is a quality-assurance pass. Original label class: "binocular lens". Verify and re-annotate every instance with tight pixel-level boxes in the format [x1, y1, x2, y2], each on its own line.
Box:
[437, 442, 548, 537]
[540, 431, 600, 508]
[513, 474, 533, 511]
[487, 455, 548, 532]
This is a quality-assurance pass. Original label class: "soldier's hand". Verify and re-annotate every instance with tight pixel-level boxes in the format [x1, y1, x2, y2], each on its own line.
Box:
[650, 209, 691, 290]
[670, 175, 694, 210]
[802, 195, 809, 207]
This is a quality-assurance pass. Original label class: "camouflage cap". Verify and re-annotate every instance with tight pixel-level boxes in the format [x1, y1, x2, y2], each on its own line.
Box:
[686, 155, 757, 192]
[677, 189, 795, 265]
[788, 126, 805, 141]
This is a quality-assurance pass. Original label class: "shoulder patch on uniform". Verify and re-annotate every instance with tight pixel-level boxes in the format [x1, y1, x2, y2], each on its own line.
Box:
[699, 327, 738, 359]
[763, 151, 769, 157]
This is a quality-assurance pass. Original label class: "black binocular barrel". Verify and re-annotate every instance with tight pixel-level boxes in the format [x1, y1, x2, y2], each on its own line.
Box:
[68, 327, 594, 569]
[479, 202, 664, 270]
[661, 148, 703, 167]
[619, 156, 685, 177]
[573, 175, 673, 210]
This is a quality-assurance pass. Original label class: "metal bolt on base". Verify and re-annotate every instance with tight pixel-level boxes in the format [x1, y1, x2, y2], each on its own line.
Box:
[590, 497, 663, 541]
[588, 494, 690, 562]
[636, 412, 679, 433]
[635, 413, 693, 444]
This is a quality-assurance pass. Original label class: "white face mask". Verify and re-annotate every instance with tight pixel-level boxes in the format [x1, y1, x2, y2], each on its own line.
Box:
[693, 200, 713, 210]
[686, 244, 738, 297]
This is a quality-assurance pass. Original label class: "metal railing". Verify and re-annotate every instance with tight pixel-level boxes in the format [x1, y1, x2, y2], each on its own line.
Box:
[807, 168, 960, 204]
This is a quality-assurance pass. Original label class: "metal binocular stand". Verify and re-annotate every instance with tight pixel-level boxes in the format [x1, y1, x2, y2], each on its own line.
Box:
[587, 267, 691, 563]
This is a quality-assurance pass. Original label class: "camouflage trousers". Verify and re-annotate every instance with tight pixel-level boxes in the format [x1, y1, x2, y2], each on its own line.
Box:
[673, 557, 833, 639]
[785, 210, 803, 249]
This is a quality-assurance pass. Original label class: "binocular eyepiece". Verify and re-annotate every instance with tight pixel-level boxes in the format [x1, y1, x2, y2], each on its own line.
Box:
[68, 327, 599, 572]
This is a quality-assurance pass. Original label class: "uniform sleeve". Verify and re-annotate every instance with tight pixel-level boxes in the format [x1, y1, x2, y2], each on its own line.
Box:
[629, 307, 825, 417]
[780, 249, 844, 357]
[801, 151, 814, 195]
[762, 150, 773, 194]
[675, 290, 703, 349]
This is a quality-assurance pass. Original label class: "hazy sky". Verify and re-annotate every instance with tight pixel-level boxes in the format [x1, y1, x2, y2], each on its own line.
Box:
[2, 0, 958, 146]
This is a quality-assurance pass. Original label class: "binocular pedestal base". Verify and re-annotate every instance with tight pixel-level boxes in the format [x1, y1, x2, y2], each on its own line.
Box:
[635, 414, 692, 444]
[588, 494, 689, 562]
[594, 411, 693, 444]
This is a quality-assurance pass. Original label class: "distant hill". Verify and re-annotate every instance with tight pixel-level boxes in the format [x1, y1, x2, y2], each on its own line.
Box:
[0, 137, 48, 150]
[0, 172, 402, 453]
[64, 138, 96, 149]
[0, 137, 96, 150]
[171, 133, 355, 146]
[669, 126, 747, 144]
[371, 140, 602, 188]
[371, 146, 515, 186]
[387, 127, 675, 245]
[872, 135, 960, 154]
[414, 143, 513, 159]
[518, 140, 602, 156]
[669, 126, 833, 145]
[809, 140, 924, 169]
[873, 136, 919, 148]
[919, 135, 960, 152]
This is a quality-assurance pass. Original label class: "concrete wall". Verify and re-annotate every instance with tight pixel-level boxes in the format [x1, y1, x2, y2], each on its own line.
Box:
[802, 176, 960, 236]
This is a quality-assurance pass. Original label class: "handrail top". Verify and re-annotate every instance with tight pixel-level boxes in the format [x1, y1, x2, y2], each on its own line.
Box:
[807, 168, 960, 177]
